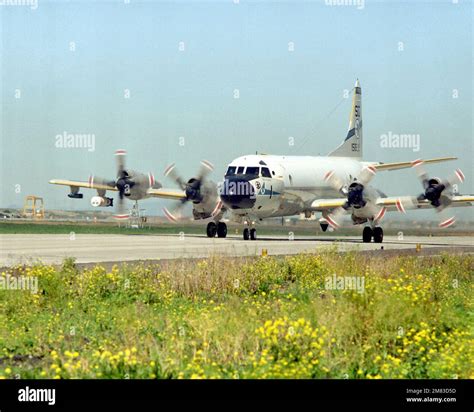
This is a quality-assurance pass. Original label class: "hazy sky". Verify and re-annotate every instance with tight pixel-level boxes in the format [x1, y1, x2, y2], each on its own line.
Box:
[1, 0, 472, 221]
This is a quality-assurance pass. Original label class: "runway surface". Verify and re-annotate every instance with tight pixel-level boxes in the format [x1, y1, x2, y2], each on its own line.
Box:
[0, 234, 472, 266]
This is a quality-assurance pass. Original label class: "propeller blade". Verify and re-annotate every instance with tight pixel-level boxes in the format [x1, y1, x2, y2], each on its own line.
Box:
[358, 165, 377, 186]
[164, 163, 187, 190]
[437, 207, 456, 229]
[196, 160, 214, 182]
[115, 149, 127, 178]
[163, 202, 186, 223]
[373, 206, 387, 223]
[148, 172, 156, 188]
[324, 170, 346, 194]
[395, 196, 418, 214]
[114, 194, 129, 220]
[444, 168, 465, 191]
[325, 207, 346, 229]
[210, 200, 223, 218]
[411, 159, 430, 189]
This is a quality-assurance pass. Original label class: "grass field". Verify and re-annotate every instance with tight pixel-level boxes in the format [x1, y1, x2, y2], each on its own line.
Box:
[0, 221, 202, 236]
[1, 221, 472, 237]
[0, 251, 472, 379]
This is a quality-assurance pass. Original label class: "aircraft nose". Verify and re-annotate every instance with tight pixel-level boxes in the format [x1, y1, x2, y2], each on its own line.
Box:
[220, 176, 256, 209]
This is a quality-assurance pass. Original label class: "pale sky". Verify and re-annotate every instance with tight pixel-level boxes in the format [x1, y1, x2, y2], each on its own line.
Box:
[1, 0, 472, 221]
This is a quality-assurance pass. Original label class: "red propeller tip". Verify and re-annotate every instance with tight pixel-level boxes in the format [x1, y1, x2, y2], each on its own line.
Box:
[113, 214, 129, 220]
[324, 170, 334, 181]
[148, 172, 155, 187]
[411, 159, 423, 168]
[439, 217, 455, 228]
[455, 169, 465, 183]
[201, 160, 214, 171]
[366, 165, 376, 174]
[163, 164, 175, 177]
[163, 207, 178, 222]
[211, 201, 223, 217]
[325, 214, 340, 229]
[374, 207, 386, 222]
[396, 198, 406, 214]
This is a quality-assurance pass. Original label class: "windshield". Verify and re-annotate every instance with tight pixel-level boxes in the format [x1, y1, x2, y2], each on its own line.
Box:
[261, 167, 271, 178]
[246, 167, 259, 176]
[226, 166, 236, 176]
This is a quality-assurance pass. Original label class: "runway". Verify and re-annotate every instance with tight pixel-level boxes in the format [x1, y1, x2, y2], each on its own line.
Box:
[0, 234, 472, 266]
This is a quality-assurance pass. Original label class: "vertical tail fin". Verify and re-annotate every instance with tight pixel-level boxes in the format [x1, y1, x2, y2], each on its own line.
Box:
[328, 79, 363, 158]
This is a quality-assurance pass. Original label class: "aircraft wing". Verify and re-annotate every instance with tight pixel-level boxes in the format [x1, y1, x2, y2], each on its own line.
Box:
[49, 179, 117, 191]
[368, 156, 457, 172]
[376, 195, 474, 211]
[310, 194, 474, 212]
[310, 198, 347, 211]
[146, 188, 187, 200]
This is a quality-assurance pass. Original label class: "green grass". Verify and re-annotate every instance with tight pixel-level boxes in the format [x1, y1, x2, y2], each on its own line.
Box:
[1, 221, 471, 237]
[0, 222, 201, 235]
[0, 252, 472, 379]
[0, 221, 346, 236]
[0, 221, 356, 237]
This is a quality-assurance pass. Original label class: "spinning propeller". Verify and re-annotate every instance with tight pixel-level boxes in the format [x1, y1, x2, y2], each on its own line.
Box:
[396, 159, 465, 228]
[162, 160, 220, 222]
[324, 165, 386, 228]
[89, 150, 153, 220]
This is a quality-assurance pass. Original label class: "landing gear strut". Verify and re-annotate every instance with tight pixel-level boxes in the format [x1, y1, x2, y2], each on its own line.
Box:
[362, 226, 383, 243]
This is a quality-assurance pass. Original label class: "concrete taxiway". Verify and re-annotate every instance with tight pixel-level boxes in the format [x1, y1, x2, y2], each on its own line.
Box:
[0, 234, 472, 266]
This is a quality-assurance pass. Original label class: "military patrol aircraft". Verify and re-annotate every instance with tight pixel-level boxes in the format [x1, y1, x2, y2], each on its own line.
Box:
[154, 80, 473, 242]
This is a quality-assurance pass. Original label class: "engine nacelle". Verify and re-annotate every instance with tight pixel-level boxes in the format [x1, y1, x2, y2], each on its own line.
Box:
[351, 214, 368, 225]
[91, 196, 113, 207]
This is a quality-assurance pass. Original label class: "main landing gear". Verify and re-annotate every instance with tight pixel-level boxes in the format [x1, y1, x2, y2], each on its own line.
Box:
[206, 221, 227, 238]
[362, 226, 383, 243]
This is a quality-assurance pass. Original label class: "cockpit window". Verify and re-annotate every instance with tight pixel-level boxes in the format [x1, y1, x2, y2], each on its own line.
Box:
[226, 166, 236, 176]
[237, 166, 245, 174]
[246, 167, 259, 176]
[261, 167, 271, 178]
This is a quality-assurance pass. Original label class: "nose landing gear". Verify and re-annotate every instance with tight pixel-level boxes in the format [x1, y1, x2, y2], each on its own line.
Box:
[242, 222, 257, 240]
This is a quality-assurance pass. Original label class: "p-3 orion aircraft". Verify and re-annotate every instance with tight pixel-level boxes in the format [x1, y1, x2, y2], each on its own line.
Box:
[154, 80, 474, 243]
